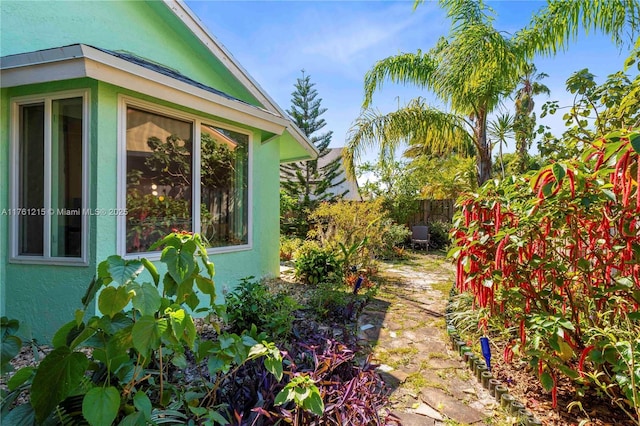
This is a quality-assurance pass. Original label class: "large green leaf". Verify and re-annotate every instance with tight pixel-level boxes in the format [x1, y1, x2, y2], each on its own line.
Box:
[106, 256, 144, 285]
[540, 371, 554, 392]
[131, 283, 161, 317]
[629, 131, 640, 154]
[304, 391, 324, 416]
[98, 286, 133, 318]
[52, 320, 86, 349]
[31, 347, 89, 423]
[118, 411, 146, 426]
[551, 162, 566, 183]
[106, 325, 134, 362]
[131, 316, 165, 357]
[82, 386, 120, 426]
[1, 335, 21, 373]
[133, 391, 152, 421]
[195, 276, 216, 305]
[3, 404, 36, 425]
[81, 276, 101, 309]
[264, 357, 283, 381]
[7, 366, 35, 390]
[177, 278, 195, 306]
[161, 246, 195, 285]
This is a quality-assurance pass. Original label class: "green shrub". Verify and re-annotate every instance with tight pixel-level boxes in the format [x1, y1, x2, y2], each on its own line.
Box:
[309, 199, 396, 270]
[294, 247, 343, 285]
[1, 232, 283, 425]
[226, 278, 300, 341]
[427, 221, 451, 251]
[280, 235, 303, 261]
[292, 238, 321, 259]
[307, 282, 374, 321]
[379, 222, 411, 259]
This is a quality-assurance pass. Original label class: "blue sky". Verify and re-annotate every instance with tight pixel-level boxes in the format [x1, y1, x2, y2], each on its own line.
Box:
[185, 0, 636, 162]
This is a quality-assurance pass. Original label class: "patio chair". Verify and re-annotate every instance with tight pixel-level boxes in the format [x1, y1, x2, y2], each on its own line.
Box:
[411, 225, 430, 250]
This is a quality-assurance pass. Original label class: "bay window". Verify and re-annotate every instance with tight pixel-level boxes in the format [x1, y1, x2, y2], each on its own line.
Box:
[122, 99, 250, 255]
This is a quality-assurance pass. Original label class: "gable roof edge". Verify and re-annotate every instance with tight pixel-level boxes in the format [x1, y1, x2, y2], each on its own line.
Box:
[164, 0, 318, 159]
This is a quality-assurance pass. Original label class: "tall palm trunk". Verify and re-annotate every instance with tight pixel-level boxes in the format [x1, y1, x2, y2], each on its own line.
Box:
[474, 110, 491, 186]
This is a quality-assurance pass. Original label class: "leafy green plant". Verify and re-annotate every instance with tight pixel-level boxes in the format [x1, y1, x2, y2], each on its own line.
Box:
[583, 305, 640, 423]
[294, 247, 343, 286]
[226, 278, 300, 341]
[3, 232, 283, 425]
[1, 317, 21, 374]
[378, 222, 411, 259]
[279, 235, 303, 261]
[275, 374, 324, 420]
[309, 199, 398, 270]
[426, 220, 451, 251]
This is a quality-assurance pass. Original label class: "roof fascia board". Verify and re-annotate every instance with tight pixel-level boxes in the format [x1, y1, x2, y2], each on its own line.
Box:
[166, 0, 318, 159]
[1, 45, 288, 135]
[280, 155, 316, 164]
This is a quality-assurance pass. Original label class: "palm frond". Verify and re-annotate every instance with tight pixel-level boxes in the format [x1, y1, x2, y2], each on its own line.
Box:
[344, 99, 473, 179]
[419, 21, 520, 116]
[363, 51, 437, 108]
[488, 113, 514, 144]
[439, 0, 496, 29]
[515, 0, 640, 58]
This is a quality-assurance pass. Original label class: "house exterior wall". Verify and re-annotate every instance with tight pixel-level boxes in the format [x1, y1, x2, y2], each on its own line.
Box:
[0, 0, 259, 106]
[1, 79, 100, 340]
[0, 1, 282, 341]
[1, 78, 280, 341]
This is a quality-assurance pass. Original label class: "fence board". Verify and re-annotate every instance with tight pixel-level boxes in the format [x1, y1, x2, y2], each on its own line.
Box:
[408, 199, 456, 225]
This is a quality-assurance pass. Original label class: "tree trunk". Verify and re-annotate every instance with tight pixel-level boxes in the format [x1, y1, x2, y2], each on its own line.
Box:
[475, 110, 492, 186]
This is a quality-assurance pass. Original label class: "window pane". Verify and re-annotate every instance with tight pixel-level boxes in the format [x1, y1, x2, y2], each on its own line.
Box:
[200, 125, 248, 247]
[18, 103, 44, 255]
[126, 107, 193, 253]
[51, 97, 83, 257]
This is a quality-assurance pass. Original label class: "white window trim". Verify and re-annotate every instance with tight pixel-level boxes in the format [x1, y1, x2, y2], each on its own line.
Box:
[117, 95, 253, 260]
[9, 89, 91, 266]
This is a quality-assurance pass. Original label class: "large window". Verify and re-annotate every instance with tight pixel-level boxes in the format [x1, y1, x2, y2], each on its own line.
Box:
[11, 91, 88, 262]
[123, 101, 249, 254]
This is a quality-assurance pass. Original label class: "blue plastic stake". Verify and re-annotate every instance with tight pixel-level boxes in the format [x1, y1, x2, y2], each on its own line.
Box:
[480, 336, 491, 371]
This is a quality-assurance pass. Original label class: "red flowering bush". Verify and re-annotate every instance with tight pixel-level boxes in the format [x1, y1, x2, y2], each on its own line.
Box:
[450, 128, 640, 419]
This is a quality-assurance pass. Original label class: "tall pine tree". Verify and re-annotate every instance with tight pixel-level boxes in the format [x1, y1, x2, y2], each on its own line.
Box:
[280, 71, 346, 237]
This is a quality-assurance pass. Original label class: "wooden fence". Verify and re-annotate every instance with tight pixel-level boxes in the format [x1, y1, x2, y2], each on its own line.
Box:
[408, 199, 456, 225]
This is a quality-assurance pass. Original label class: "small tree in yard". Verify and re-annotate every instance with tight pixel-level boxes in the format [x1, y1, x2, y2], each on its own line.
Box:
[281, 71, 345, 237]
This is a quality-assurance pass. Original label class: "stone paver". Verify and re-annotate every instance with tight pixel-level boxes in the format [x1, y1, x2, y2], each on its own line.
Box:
[360, 253, 496, 425]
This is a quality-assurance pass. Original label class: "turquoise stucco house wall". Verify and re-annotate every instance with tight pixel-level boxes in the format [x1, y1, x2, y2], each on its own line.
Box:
[0, 0, 317, 342]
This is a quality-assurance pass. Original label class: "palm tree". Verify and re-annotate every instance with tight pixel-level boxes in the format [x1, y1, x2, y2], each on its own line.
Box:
[513, 64, 550, 173]
[344, 0, 638, 186]
[488, 113, 514, 179]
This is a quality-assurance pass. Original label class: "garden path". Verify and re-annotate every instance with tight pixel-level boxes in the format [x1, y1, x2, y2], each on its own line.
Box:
[358, 252, 499, 425]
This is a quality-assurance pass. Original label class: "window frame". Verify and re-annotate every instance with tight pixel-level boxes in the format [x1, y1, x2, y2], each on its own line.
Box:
[9, 89, 91, 265]
[117, 95, 253, 260]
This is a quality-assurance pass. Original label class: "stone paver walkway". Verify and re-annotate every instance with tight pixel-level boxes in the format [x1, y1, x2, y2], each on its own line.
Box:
[358, 253, 497, 425]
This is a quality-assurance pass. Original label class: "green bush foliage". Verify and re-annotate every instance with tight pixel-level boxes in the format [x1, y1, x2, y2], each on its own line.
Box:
[226, 278, 300, 341]
[427, 221, 451, 251]
[1, 233, 284, 425]
[294, 247, 343, 286]
[378, 222, 412, 259]
[279, 235, 303, 261]
[309, 199, 403, 270]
